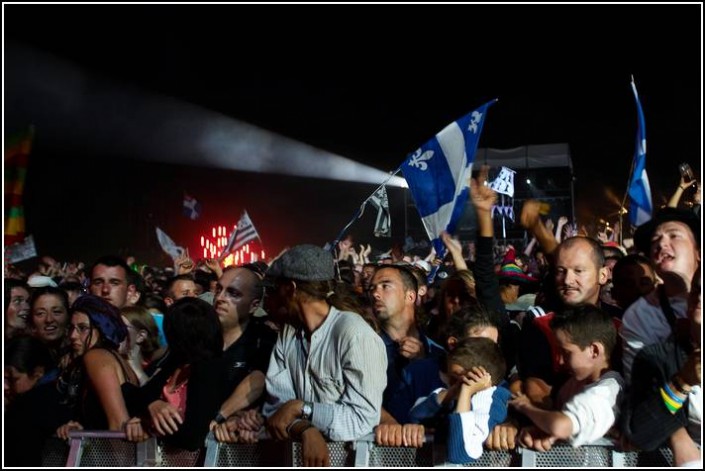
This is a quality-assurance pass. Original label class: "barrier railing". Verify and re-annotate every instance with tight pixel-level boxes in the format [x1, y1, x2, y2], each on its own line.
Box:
[52, 431, 674, 467]
[41, 436, 71, 467]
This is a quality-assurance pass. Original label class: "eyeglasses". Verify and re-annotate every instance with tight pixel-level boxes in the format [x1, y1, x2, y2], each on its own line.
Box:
[68, 324, 91, 335]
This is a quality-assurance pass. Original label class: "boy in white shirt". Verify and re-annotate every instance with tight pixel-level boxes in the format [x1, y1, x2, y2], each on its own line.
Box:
[510, 304, 624, 450]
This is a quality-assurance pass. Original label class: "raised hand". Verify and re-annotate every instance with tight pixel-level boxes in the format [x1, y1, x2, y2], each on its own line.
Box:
[441, 231, 462, 257]
[520, 200, 544, 232]
[175, 250, 194, 275]
[461, 366, 492, 396]
[469, 165, 497, 213]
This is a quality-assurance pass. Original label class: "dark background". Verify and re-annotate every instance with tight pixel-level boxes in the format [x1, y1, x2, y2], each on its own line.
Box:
[4, 4, 702, 266]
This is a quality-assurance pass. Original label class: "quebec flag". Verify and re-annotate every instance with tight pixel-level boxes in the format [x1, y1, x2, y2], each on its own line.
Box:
[183, 193, 202, 220]
[627, 80, 652, 227]
[402, 100, 496, 261]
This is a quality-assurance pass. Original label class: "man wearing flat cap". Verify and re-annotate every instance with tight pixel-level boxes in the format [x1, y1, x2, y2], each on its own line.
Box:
[261, 244, 387, 467]
[621, 207, 701, 384]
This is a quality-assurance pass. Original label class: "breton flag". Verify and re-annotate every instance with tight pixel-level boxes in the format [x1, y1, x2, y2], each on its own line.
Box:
[220, 211, 261, 258]
[156, 227, 185, 261]
[183, 193, 202, 220]
[627, 79, 653, 227]
[369, 185, 391, 238]
[401, 100, 496, 261]
[4, 234, 38, 264]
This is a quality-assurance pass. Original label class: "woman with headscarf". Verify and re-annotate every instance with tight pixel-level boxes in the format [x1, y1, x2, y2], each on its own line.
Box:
[56, 295, 148, 442]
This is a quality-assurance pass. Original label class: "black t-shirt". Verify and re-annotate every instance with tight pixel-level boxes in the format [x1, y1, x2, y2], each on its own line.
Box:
[222, 318, 278, 393]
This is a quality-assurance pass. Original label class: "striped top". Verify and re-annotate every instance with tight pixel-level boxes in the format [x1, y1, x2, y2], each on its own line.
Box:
[263, 306, 387, 441]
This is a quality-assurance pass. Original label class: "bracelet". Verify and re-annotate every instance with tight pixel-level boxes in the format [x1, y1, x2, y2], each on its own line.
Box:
[660, 387, 683, 414]
[664, 382, 685, 404]
[297, 423, 316, 438]
[286, 418, 303, 435]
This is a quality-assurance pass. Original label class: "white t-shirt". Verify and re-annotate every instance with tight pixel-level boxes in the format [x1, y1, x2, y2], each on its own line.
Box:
[556, 371, 625, 447]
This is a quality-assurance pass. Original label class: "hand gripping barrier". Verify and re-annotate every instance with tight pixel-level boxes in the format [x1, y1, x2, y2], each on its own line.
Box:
[56, 430, 675, 467]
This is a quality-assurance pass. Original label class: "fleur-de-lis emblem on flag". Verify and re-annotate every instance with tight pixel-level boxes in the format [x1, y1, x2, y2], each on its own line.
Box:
[467, 111, 483, 134]
[408, 148, 434, 171]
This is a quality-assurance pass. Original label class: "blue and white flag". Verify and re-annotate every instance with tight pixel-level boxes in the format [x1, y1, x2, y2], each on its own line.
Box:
[402, 100, 496, 261]
[627, 80, 652, 227]
[183, 193, 202, 220]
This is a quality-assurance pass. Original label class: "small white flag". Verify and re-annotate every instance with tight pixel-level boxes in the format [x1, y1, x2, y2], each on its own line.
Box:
[156, 227, 185, 261]
[4, 234, 38, 263]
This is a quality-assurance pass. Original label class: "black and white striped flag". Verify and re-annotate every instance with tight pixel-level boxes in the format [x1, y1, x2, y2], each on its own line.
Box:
[369, 186, 391, 238]
[220, 211, 260, 258]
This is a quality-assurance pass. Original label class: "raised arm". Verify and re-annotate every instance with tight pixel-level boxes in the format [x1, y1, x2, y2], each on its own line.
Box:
[468, 166, 503, 315]
[668, 175, 696, 208]
[520, 200, 558, 255]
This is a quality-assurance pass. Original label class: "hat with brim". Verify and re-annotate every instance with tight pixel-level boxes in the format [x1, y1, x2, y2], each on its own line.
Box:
[634, 207, 701, 255]
[266, 244, 334, 282]
[498, 262, 538, 284]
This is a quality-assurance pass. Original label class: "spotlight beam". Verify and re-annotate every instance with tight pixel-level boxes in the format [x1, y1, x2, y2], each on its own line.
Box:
[6, 42, 407, 187]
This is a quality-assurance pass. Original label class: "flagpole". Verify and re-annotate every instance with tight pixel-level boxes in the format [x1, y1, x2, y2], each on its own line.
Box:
[619, 75, 641, 245]
[331, 166, 402, 250]
[404, 186, 408, 243]
[619, 156, 637, 246]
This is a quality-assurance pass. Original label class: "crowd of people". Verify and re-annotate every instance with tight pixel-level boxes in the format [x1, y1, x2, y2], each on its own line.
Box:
[3, 168, 701, 467]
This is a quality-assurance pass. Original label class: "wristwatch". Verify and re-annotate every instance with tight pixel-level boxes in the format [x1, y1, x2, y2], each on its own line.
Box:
[301, 402, 313, 421]
[214, 412, 227, 425]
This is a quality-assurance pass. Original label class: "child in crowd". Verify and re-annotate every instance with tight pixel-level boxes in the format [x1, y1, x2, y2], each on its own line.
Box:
[510, 305, 624, 449]
[408, 337, 510, 464]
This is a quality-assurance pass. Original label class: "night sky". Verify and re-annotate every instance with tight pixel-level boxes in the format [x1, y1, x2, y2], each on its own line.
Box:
[4, 4, 702, 266]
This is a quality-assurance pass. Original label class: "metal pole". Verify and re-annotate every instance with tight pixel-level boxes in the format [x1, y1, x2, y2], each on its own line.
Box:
[404, 186, 408, 242]
[502, 194, 507, 239]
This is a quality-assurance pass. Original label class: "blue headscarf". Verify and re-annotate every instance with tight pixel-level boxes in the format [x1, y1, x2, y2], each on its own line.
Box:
[71, 294, 127, 349]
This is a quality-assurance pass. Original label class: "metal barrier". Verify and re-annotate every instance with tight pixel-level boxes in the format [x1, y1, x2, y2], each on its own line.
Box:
[57, 430, 675, 467]
[66, 430, 151, 467]
[156, 443, 203, 467]
[64, 431, 203, 467]
[520, 442, 613, 467]
[41, 436, 71, 467]
[203, 436, 291, 467]
[519, 438, 675, 468]
[613, 447, 674, 467]
[202, 432, 521, 467]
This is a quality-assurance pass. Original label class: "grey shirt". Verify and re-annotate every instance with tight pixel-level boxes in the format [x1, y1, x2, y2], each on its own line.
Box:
[263, 306, 387, 441]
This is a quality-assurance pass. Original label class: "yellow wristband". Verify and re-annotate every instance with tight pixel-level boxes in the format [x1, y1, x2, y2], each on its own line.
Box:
[660, 387, 682, 413]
